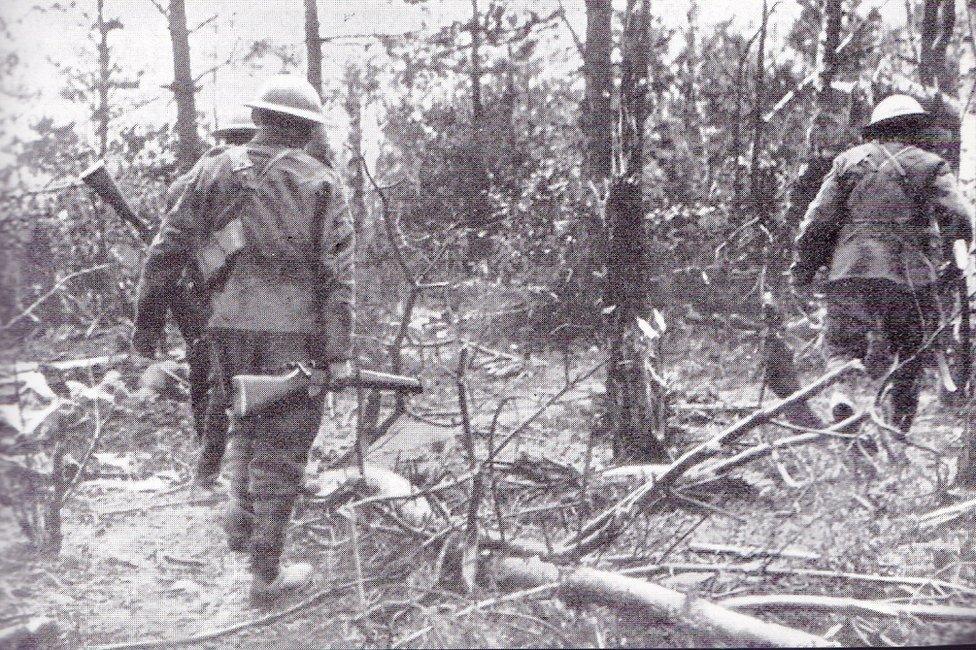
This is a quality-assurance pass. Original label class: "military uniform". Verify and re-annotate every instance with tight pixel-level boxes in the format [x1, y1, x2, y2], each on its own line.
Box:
[792, 138, 972, 432]
[134, 126, 354, 592]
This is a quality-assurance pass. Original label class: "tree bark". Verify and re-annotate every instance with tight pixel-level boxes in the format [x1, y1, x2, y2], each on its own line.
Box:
[606, 0, 665, 462]
[344, 64, 368, 246]
[304, 0, 324, 96]
[491, 557, 835, 647]
[815, 0, 843, 107]
[583, 0, 612, 181]
[466, 0, 492, 261]
[748, 0, 770, 219]
[919, 0, 956, 91]
[95, 0, 111, 157]
[167, 0, 200, 173]
[956, 0, 976, 486]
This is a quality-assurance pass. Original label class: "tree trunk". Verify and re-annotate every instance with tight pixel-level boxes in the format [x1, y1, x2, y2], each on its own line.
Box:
[466, 0, 492, 261]
[748, 0, 770, 220]
[919, 0, 956, 91]
[95, 0, 110, 157]
[304, 0, 323, 96]
[167, 0, 200, 173]
[344, 64, 368, 246]
[815, 0, 843, 107]
[583, 0, 612, 181]
[606, 0, 665, 463]
[956, 0, 976, 486]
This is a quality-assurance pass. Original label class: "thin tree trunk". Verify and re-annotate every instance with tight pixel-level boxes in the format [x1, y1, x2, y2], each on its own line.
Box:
[920, 0, 956, 91]
[816, 0, 843, 106]
[304, 0, 323, 96]
[95, 0, 110, 157]
[607, 0, 664, 463]
[167, 0, 200, 173]
[466, 0, 491, 261]
[955, 0, 976, 486]
[344, 64, 367, 245]
[748, 0, 770, 219]
[584, 0, 612, 181]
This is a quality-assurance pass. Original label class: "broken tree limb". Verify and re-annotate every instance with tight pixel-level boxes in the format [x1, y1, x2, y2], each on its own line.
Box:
[690, 411, 868, 481]
[919, 496, 976, 529]
[621, 562, 976, 597]
[720, 594, 976, 622]
[687, 542, 820, 562]
[490, 556, 837, 647]
[564, 361, 864, 558]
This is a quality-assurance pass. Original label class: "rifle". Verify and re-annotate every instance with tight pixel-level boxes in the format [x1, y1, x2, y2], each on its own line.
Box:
[232, 364, 423, 419]
[80, 160, 154, 245]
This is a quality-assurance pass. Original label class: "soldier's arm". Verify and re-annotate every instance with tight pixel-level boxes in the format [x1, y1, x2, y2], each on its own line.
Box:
[929, 159, 975, 247]
[133, 171, 202, 345]
[314, 177, 356, 362]
[790, 161, 847, 287]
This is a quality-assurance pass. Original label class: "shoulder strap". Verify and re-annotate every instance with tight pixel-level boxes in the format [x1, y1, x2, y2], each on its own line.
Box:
[194, 148, 292, 285]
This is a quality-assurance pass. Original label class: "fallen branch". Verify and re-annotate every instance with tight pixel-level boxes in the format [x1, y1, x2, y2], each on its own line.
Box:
[919, 496, 976, 529]
[566, 362, 863, 558]
[391, 583, 559, 648]
[621, 562, 976, 597]
[687, 542, 820, 562]
[721, 593, 976, 622]
[490, 556, 836, 647]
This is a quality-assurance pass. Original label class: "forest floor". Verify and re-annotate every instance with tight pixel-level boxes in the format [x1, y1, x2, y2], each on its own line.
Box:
[3, 315, 976, 648]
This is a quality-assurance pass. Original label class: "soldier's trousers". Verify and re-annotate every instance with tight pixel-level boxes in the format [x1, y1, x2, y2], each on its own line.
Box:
[823, 278, 936, 433]
[209, 329, 323, 582]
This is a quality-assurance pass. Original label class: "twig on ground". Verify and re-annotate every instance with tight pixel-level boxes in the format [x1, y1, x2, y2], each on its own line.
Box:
[391, 583, 559, 648]
[620, 562, 976, 596]
[687, 542, 820, 562]
[721, 593, 976, 621]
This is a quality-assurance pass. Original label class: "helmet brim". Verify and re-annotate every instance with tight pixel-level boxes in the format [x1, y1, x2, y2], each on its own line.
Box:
[214, 123, 257, 137]
[244, 100, 329, 125]
[865, 110, 931, 130]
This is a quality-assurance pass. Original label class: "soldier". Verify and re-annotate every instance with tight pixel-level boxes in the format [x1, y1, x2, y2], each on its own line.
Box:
[791, 94, 973, 439]
[160, 116, 259, 491]
[786, 112, 861, 230]
[132, 75, 354, 604]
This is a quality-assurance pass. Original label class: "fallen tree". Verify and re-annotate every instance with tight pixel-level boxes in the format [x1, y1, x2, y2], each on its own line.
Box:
[489, 556, 837, 647]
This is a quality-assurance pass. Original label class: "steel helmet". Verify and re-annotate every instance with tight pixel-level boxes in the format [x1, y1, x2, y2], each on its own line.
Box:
[867, 94, 928, 129]
[244, 74, 327, 124]
[214, 112, 257, 140]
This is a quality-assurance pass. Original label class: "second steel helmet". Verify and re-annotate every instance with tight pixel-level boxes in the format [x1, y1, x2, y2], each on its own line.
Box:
[214, 112, 257, 140]
[244, 75, 327, 124]
[866, 94, 928, 129]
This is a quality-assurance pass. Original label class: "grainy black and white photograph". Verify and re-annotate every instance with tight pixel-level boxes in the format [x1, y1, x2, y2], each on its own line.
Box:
[1, 0, 976, 647]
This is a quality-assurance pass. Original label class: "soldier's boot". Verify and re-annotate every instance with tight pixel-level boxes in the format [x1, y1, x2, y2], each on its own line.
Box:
[223, 437, 254, 552]
[890, 379, 920, 442]
[249, 497, 310, 606]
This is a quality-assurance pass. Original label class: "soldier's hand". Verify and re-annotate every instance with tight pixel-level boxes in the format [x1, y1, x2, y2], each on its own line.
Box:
[328, 360, 353, 384]
[131, 329, 159, 359]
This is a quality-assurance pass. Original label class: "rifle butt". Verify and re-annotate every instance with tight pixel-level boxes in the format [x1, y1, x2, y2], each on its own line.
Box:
[80, 159, 153, 243]
[232, 369, 309, 419]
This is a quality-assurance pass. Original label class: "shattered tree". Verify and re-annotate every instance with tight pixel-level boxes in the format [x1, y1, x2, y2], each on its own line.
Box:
[604, 0, 668, 463]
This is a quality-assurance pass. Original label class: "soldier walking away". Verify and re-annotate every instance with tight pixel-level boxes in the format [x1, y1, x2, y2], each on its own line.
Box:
[132, 74, 354, 605]
[791, 94, 973, 442]
[159, 115, 259, 491]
